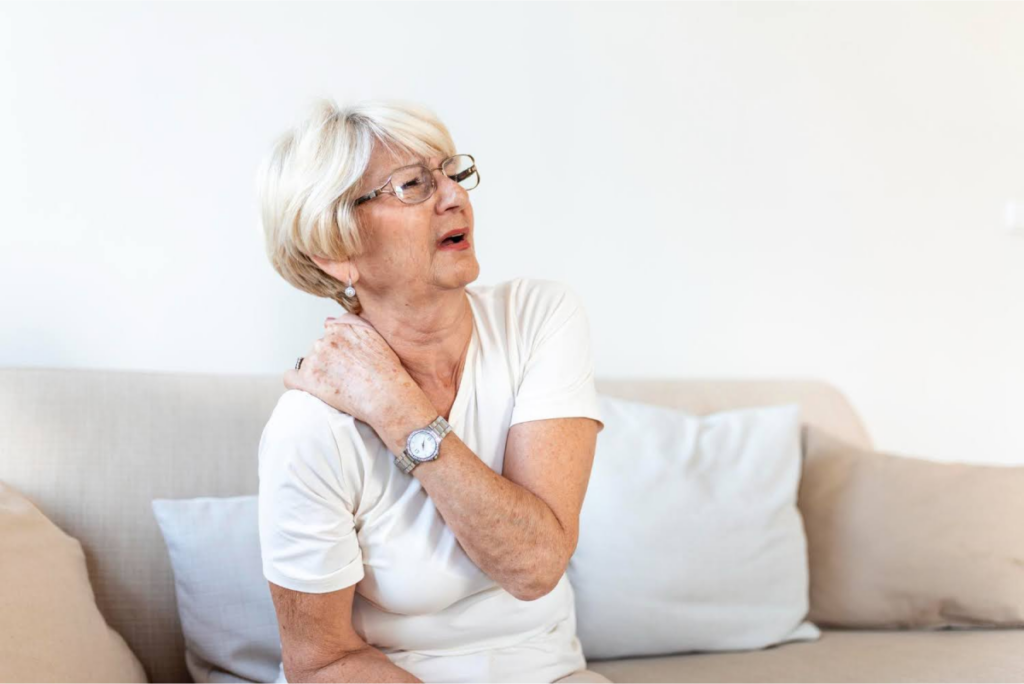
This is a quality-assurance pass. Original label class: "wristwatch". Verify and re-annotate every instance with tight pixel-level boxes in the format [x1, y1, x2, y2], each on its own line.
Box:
[394, 415, 452, 474]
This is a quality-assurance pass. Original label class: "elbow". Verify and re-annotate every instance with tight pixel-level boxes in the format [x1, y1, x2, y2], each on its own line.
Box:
[511, 531, 576, 601]
[511, 579, 554, 602]
[512, 564, 567, 602]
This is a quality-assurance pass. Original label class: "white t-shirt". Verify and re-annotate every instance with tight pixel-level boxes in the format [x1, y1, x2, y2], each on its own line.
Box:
[258, 277, 605, 684]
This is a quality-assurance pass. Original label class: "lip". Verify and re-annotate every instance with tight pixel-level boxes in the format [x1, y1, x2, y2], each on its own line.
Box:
[437, 227, 471, 250]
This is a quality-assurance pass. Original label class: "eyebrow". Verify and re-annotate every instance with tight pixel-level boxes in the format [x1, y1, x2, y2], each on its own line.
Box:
[370, 155, 431, 189]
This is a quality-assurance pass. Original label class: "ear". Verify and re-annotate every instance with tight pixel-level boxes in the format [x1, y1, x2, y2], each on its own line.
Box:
[311, 255, 358, 283]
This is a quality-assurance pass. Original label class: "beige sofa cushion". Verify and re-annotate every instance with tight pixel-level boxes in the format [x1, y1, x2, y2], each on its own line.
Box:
[588, 628, 1024, 683]
[0, 481, 148, 683]
[798, 425, 1024, 629]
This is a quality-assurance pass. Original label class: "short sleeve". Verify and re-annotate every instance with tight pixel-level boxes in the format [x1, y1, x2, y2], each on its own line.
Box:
[257, 390, 365, 594]
[509, 280, 605, 432]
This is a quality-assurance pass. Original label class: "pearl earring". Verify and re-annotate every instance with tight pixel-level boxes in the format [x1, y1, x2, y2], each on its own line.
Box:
[344, 279, 356, 298]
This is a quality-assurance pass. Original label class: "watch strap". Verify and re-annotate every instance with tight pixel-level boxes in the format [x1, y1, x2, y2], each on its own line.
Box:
[395, 449, 418, 475]
[427, 415, 453, 441]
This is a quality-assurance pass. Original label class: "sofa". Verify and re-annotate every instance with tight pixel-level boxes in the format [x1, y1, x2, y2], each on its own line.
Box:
[2, 366, 1023, 683]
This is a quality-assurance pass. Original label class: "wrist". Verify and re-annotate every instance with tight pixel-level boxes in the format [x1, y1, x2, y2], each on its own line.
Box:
[375, 396, 438, 456]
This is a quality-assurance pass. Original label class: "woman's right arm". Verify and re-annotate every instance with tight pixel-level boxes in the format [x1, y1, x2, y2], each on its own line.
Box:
[259, 391, 420, 682]
[269, 580, 422, 683]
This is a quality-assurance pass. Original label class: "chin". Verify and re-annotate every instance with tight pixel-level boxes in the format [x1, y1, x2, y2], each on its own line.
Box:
[449, 256, 480, 281]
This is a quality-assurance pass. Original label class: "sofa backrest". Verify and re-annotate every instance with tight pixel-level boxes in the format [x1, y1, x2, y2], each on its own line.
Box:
[0, 367, 872, 683]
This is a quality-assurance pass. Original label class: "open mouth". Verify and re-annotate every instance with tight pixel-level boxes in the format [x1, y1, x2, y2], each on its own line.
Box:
[437, 229, 470, 249]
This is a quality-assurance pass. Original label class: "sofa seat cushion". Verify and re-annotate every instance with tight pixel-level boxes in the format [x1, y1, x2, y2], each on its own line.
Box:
[586, 628, 1024, 682]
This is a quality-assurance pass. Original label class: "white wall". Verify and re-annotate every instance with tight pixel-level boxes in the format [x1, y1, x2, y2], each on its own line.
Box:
[2, 2, 1021, 465]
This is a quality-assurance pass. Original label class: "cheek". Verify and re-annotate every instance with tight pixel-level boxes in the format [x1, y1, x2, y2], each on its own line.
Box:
[365, 205, 443, 267]
[365, 217, 427, 265]
[383, 235, 431, 269]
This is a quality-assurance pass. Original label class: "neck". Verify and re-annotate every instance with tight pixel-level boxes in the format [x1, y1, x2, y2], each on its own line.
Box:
[356, 286, 473, 391]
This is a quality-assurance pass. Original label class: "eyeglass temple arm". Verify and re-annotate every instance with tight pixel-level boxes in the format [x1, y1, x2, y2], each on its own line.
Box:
[355, 180, 396, 205]
[354, 189, 381, 206]
[448, 165, 477, 183]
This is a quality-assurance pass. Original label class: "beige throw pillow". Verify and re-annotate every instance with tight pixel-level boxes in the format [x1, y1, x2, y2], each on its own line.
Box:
[0, 481, 148, 683]
[798, 425, 1024, 629]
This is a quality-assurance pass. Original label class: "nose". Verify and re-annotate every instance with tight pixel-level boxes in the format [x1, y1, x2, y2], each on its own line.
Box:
[433, 166, 467, 214]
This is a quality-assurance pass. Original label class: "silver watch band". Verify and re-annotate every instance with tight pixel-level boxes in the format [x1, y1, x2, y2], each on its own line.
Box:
[395, 416, 452, 474]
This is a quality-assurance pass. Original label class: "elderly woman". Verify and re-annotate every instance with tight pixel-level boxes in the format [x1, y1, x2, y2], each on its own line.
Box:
[255, 98, 608, 684]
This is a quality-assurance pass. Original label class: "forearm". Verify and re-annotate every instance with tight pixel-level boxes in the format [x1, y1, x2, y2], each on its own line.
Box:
[375, 404, 569, 601]
[296, 645, 422, 683]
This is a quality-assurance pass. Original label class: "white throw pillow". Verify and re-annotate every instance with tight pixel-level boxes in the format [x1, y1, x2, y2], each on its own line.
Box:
[567, 396, 821, 660]
[151, 495, 281, 684]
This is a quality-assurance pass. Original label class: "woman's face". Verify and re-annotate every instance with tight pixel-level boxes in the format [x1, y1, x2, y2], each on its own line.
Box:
[351, 143, 479, 300]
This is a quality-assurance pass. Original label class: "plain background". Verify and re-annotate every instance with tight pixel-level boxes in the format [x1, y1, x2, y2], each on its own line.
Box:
[1, 1, 1021, 465]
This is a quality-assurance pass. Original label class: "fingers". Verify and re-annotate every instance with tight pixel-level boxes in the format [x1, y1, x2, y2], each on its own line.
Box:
[283, 368, 301, 391]
[325, 315, 374, 330]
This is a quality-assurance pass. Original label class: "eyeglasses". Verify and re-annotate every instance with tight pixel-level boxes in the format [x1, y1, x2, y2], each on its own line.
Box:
[354, 154, 480, 206]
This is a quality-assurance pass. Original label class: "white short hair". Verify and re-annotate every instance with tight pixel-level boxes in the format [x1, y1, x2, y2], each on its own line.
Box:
[256, 97, 457, 314]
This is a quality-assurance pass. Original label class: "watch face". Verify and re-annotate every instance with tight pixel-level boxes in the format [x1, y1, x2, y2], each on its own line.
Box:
[409, 429, 438, 460]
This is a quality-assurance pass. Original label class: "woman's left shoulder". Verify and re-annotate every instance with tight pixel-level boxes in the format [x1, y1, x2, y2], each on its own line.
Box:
[506, 277, 584, 311]
[502, 279, 592, 352]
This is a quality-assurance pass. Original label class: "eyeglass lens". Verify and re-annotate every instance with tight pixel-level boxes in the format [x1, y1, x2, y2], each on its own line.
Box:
[392, 155, 480, 203]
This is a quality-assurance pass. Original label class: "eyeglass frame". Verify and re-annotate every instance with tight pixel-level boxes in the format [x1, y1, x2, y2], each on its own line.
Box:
[353, 153, 479, 207]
